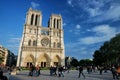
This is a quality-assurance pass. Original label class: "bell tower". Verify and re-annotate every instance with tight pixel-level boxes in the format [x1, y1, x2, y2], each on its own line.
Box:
[26, 8, 42, 26]
[48, 14, 65, 66]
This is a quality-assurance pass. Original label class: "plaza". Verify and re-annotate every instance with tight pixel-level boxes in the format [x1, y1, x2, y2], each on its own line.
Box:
[7, 70, 114, 80]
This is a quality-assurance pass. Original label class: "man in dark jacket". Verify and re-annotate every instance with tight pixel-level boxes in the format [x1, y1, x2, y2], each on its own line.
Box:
[78, 66, 85, 79]
[0, 71, 8, 80]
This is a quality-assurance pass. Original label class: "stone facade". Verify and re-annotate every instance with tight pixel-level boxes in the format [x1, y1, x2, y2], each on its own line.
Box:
[17, 8, 65, 67]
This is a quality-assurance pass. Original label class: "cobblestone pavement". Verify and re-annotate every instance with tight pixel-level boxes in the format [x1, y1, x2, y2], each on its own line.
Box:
[6, 70, 115, 80]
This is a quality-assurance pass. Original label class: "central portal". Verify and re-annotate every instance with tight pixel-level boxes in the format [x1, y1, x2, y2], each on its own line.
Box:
[37, 53, 50, 67]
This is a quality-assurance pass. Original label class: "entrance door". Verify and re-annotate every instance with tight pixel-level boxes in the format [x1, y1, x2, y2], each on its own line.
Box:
[54, 62, 58, 66]
[41, 62, 46, 67]
[27, 62, 33, 67]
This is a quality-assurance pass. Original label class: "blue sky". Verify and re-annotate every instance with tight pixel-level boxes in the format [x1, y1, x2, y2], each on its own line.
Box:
[0, 0, 120, 60]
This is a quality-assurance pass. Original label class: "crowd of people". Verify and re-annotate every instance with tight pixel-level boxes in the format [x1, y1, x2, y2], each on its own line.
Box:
[0, 64, 120, 80]
[27, 64, 120, 79]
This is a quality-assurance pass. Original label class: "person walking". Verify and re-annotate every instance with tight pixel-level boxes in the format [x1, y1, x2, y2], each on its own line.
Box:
[58, 66, 64, 77]
[50, 66, 53, 76]
[99, 66, 103, 75]
[36, 65, 41, 76]
[111, 66, 119, 79]
[78, 66, 85, 79]
[0, 70, 8, 80]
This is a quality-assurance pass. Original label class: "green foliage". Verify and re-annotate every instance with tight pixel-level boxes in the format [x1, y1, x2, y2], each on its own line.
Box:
[93, 33, 120, 66]
[79, 59, 93, 66]
[41, 67, 49, 70]
[70, 57, 79, 67]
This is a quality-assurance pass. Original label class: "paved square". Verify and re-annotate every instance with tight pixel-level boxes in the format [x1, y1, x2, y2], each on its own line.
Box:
[8, 70, 114, 80]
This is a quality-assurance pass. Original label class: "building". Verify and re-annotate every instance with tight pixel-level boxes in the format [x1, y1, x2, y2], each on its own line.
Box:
[0, 45, 16, 66]
[17, 8, 65, 67]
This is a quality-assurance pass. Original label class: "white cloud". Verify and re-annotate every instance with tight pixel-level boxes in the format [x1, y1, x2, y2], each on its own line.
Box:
[67, 0, 120, 22]
[8, 38, 21, 43]
[79, 25, 117, 45]
[63, 23, 66, 27]
[67, 0, 74, 7]
[86, 29, 91, 32]
[67, 0, 72, 5]
[31, 2, 40, 9]
[73, 24, 81, 34]
[69, 24, 81, 34]
[86, 8, 102, 17]
[91, 6, 120, 22]
[76, 24, 81, 29]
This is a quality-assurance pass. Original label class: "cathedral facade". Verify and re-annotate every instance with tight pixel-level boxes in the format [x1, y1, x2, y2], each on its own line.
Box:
[17, 8, 65, 67]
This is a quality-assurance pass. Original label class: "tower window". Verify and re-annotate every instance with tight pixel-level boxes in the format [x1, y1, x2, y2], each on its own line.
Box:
[31, 14, 34, 25]
[54, 19, 56, 28]
[53, 42, 56, 48]
[57, 43, 61, 48]
[33, 40, 37, 46]
[28, 40, 31, 46]
[35, 15, 38, 26]
[57, 19, 59, 29]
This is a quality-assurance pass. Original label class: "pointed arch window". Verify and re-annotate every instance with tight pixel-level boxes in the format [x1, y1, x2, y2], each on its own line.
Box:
[57, 43, 61, 48]
[53, 42, 56, 48]
[54, 18, 56, 28]
[33, 40, 37, 46]
[57, 19, 59, 29]
[31, 14, 34, 25]
[35, 15, 38, 26]
[28, 40, 31, 46]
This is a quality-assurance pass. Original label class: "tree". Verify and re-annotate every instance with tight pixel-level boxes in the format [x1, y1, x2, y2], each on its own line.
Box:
[79, 59, 93, 66]
[70, 57, 79, 67]
[93, 33, 120, 66]
[93, 50, 105, 66]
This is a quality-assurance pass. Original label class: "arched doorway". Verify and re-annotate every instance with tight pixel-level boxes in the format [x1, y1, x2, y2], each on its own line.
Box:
[24, 54, 34, 67]
[37, 53, 50, 67]
[52, 55, 61, 67]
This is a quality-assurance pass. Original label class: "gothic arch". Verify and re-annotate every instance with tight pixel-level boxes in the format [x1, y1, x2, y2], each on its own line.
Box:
[57, 19, 59, 29]
[52, 55, 61, 66]
[24, 54, 34, 67]
[54, 18, 56, 28]
[53, 42, 56, 48]
[24, 54, 34, 62]
[31, 14, 34, 25]
[35, 15, 38, 26]
[28, 40, 31, 46]
[37, 53, 50, 67]
[33, 40, 37, 46]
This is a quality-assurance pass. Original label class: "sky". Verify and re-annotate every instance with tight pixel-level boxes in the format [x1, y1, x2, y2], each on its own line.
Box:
[0, 0, 120, 60]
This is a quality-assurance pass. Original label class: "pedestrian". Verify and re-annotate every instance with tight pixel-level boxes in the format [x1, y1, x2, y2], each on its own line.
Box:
[36, 65, 40, 76]
[50, 66, 53, 76]
[78, 66, 85, 79]
[29, 64, 35, 76]
[99, 66, 103, 75]
[0, 70, 8, 80]
[58, 66, 64, 77]
[53, 66, 57, 76]
[87, 66, 91, 74]
[111, 65, 119, 79]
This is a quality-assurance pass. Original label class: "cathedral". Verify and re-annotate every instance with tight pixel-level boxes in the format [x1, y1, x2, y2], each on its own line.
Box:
[17, 8, 65, 67]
